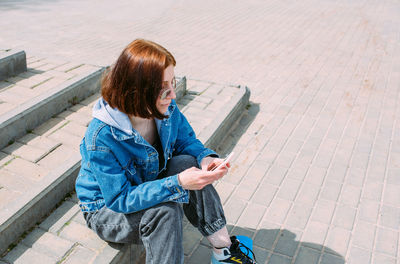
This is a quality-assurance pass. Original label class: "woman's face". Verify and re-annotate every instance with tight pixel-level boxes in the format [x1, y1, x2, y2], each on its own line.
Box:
[156, 64, 176, 114]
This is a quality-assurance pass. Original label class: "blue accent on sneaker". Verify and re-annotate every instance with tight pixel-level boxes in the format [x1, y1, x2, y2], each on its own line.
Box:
[236, 236, 254, 259]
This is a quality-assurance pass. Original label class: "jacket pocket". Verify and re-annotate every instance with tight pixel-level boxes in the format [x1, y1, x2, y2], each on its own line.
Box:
[126, 162, 143, 185]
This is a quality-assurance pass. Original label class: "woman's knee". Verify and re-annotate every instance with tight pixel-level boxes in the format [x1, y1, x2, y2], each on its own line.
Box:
[165, 155, 199, 176]
[140, 202, 183, 234]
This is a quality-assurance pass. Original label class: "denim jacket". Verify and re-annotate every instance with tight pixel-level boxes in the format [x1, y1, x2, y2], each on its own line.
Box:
[75, 98, 217, 213]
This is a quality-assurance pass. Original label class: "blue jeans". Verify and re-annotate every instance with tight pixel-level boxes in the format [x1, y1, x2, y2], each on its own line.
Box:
[83, 155, 227, 264]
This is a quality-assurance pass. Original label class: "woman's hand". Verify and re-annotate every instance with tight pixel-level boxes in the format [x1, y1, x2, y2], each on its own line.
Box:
[178, 166, 228, 190]
[201, 157, 231, 171]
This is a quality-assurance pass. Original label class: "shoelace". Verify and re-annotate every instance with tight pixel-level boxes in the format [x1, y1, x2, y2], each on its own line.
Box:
[232, 240, 257, 263]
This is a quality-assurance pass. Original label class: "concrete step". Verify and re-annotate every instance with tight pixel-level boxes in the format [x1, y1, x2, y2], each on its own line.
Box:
[0, 79, 250, 264]
[0, 55, 106, 149]
[0, 49, 27, 81]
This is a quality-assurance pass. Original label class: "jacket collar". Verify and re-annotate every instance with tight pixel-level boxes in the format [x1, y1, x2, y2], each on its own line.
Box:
[108, 101, 176, 142]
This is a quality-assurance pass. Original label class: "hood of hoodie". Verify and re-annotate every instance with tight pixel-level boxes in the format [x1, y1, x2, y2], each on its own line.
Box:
[92, 98, 134, 135]
[92, 98, 172, 136]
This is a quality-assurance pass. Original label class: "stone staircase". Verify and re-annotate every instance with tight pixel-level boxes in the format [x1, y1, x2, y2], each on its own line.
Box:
[0, 50, 250, 264]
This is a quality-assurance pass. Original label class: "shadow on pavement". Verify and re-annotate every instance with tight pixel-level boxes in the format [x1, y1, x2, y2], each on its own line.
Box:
[216, 102, 260, 156]
[188, 225, 345, 264]
[0, 0, 64, 10]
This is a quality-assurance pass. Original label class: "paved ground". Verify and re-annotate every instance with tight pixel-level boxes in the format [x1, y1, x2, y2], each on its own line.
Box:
[1, 0, 399, 263]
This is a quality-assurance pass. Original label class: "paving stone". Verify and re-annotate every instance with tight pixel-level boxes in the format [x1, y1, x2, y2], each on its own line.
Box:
[186, 244, 212, 264]
[30, 78, 67, 95]
[0, 187, 21, 210]
[346, 168, 371, 188]
[274, 229, 302, 257]
[230, 226, 255, 240]
[54, 62, 85, 73]
[40, 201, 80, 234]
[65, 64, 98, 75]
[224, 196, 247, 225]
[320, 252, 345, 264]
[233, 180, 259, 201]
[286, 162, 309, 181]
[347, 246, 371, 264]
[3, 157, 48, 181]
[70, 104, 93, 116]
[285, 203, 313, 230]
[237, 202, 266, 229]
[183, 224, 202, 256]
[21, 228, 74, 259]
[269, 253, 292, 264]
[264, 164, 288, 186]
[18, 133, 60, 150]
[263, 198, 292, 225]
[274, 151, 297, 168]
[2, 244, 57, 264]
[32, 117, 67, 136]
[59, 221, 107, 252]
[294, 246, 321, 264]
[387, 168, 400, 185]
[244, 160, 269, 184]
[254, 221, 280, 250]
[0, 101, 14, 115]
[277, 178, 302, 201]
[375, 227, 398, 257]
[357, 199, 380, 223]
[214, 180, 235, 205]
[338, 184, 361, 207]
[0, 152, 14, 167]
[252, 246, 270, 264]
[44, 69, 75, 79]
[361, 181, 383, 202]
[58, 110, 92, 127]
[62, 244, 97, 264]
[37, 144, 78, 170]
[92, 243, 126, 264]
[352, 220, 376, 251]
[7, 85, 37, 98]
[332, 204, 357, 231]
[379, 205, 400, 229]
[47, 129, 82, 150]
[0, 168, 34, 193]
[9, 74, 53, 89]
[326, 163, 348, 183]
[325, 226, 351, 257]
[302, 221, 329, 251]
[3, 142, 52, 163]
[305, 166, 327, 186]
[296, 183, 320, 204]
[383, 184, 400, 207]
[2, 141, 24, 155]
[71, 209, 87, 226]
[257, 148, 279, 164]
[372, 253, 396, 264]
[220, 161, 247, 186]
[320, 181, 342, 202]
[78, 93, 100, 107]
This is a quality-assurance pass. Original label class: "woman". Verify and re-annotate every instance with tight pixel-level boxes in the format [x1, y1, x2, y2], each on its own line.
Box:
[75, 39, 256, 264]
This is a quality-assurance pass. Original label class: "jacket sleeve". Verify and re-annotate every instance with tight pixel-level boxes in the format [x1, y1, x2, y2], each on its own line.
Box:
[88, 147, 188, 213]
[172, 102, 218, 167]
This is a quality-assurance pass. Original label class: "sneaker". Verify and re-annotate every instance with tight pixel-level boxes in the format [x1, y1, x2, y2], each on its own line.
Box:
[211, 236, 257, 264]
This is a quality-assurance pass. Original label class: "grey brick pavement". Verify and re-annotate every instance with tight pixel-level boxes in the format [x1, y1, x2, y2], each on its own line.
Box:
[0, 0, 399, 263]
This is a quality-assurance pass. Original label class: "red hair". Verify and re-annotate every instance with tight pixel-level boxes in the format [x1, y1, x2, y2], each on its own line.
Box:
[101, 39, 176, 119]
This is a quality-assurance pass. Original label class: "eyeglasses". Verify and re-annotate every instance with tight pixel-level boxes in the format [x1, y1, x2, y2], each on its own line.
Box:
[159, 77, 176, 100]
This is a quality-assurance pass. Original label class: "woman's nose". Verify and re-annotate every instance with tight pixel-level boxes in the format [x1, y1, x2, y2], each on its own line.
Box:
[168, 87, 177, 99]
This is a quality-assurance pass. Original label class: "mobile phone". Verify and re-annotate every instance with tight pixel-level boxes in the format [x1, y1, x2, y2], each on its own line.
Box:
[213, 152, 234, 171]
